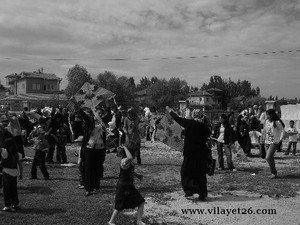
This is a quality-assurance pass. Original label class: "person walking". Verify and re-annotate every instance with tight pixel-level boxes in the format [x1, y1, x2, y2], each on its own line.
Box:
[262, 109, 285, 179]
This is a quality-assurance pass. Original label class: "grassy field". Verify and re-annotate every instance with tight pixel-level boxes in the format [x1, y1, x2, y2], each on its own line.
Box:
[0, 141, 299, 225]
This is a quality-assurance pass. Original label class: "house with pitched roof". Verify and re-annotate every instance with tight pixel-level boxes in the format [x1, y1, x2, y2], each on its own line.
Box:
[5, 68, 61, 95]
[4, 68, 66, 111]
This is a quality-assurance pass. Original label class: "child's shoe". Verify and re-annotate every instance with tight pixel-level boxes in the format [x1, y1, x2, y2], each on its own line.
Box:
[269, 174, 278, 179]
[85, 191, 93, 197]
[2, 207, 12, 212]
[108, 222, 116, 225]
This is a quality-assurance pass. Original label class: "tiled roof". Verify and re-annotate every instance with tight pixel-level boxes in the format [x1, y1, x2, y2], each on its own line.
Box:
[189, 91, 212, 97]
[6, 72, 61, 80]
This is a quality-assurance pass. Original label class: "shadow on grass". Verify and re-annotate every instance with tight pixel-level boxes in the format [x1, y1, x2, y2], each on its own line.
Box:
[17, 207, 67, 215]
[278, 174, 300, 180]
[103, 175, 119, 180]
[141, 163, 181, 167]
[19, 186, 54, 195]
[51, 177, 79, 181]
[237, 167, 264, 174]
[274, 156, 297, 160]
[139, 185, 177, 193]
[204, 193, 263, 202]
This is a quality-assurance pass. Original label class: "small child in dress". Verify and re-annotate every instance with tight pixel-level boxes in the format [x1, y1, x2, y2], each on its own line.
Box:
[285, 120, 298, 155]
[29, 126, 50, 180]
[108, 146, 145, 225]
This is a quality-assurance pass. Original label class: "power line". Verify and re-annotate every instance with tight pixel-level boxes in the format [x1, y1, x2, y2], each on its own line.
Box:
[1, 48, 300, 62]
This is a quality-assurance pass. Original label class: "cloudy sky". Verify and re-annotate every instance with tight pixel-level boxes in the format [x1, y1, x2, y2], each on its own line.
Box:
[0, 0, 300, 98]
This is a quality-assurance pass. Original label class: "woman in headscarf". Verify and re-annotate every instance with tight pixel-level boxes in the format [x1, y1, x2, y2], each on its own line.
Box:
[166, 106, 211, 201]
[236, 113, 252, 157]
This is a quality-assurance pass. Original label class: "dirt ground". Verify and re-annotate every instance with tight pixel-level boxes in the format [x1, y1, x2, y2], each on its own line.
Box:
[136, 141, 300, 225]
[0, 140, 299, 225]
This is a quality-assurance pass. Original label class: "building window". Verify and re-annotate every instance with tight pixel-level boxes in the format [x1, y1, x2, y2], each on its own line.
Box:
[32, 84, 36, 90]
[207, 98, 209, 101]
[48, 84, 50, 90]
[52, 85, 54, 90]
[37, 84, 41, 90]
[199, 97, 202, 101]
[44, 85, 46, 91]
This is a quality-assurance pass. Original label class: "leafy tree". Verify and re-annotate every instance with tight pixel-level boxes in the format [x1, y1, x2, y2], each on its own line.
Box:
[201, 75, 260, 109]
[168, 77, 189, 106]
[96, 71, 136, 107]
[64, 64, 92, 97]
[146, 79, 170, 109]
[136, 77, 152, 91]
[144, 77, 189, 109]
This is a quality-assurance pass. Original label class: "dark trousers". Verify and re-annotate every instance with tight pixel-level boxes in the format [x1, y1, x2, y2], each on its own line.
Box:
[79, 160, 85, 186]
[84, 148, 105, 192]
[2, 172, 19, 207]
[31, 152, 49, 179]
[98, 150, 106, 180]
[181, 156, 207, 198]
[286, 142, 297, 155]
[0, 166, 2, 188]
[136, 144, 141, 164]
[46, 135, 57, 162]
[129, 142, 141, 164]
[259, 144, 266, 158]
[237, 138, 251, 155]
[15, 135, 25, 158]
[56, 144, 67, 163]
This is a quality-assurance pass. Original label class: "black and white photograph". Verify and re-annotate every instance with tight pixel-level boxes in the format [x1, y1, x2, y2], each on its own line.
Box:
[0, 0, 299, 224]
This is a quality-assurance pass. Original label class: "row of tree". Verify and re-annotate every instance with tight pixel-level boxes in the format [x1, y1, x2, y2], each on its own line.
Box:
[64, 65, 262, 110]
[64, 64, 189, 109]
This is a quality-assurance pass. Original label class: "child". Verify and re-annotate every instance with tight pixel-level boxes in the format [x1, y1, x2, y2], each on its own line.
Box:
[55, 123, 69, 164]
[285, 120, 298, 155]
[0, 124, 23, 212]
[108, 146, 145, 225]
[29, 126, 50, 180]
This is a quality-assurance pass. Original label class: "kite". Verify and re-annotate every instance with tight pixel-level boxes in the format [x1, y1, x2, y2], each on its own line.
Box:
[68, 82, 115, 112]
[155, 114, 184, 152]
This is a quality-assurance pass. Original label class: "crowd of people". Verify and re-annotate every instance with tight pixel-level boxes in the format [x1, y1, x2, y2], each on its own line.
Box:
[0, 101, 298, 224]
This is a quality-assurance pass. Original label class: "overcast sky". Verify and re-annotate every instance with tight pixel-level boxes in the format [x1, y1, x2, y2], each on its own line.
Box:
[0, 0, 300, 98]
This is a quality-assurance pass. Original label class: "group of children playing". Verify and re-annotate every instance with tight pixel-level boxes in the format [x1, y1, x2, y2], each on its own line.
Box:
[1, 105, 299, 225]
[0, 106, 147, 224]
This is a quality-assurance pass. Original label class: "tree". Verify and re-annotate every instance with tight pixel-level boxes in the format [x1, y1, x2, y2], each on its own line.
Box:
[146, 79, 170, 109]
[64, 64, 92, 97]
[168, 77, 189, 106]
[136, 77, 152, 91]
[96, 71, 136, 107]
[201, 75, 261, 109]
[144, 77, 189, 109]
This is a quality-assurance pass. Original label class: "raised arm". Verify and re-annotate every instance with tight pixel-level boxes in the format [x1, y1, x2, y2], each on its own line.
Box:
[166, 106, 191, 128]
[120, 145, 133, 170]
